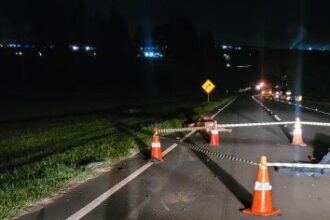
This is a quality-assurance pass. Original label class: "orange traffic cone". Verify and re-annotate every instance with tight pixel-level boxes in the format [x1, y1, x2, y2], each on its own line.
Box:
[291, 118, 306, 146]
[209, 121, 220, 146]
[151, 128, 163, 161]
[243, 156, 280, 216]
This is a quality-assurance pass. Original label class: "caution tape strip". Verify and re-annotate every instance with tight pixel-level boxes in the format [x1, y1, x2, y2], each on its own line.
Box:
[159, 135, 330, 169]
[267, 163, 330, 169]
[158, 121, 330, 134]
[159, 135, 258, 166]
[218, 121, 296, 128]
[158, 126, 207, 134]
[301, 121, 330, 127]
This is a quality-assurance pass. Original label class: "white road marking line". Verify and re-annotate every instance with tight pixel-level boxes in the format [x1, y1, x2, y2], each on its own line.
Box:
[211, 97, 237, 119]
[252, 96, 282, 122]
[271, 97, 330, 116]
[66, 97, 237, 220]
[274, 115, 282, 121]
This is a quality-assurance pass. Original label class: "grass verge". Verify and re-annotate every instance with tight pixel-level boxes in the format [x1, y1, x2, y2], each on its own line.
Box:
[0, 95, 233, 219]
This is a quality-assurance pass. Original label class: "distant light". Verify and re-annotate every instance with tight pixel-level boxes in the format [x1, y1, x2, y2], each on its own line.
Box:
[70, 45, 80, 51]
[307, 47, 313, 51]
[38, 51, 43, 57]
[49, 45, 55, 49]
[296, 95, 303, 102]
[226, 63, 231, 68]
[0, 44, 3, 48]
[24, 44, 31, 49]
[222, 45, 228, 49]
[223, 53, 231, 60]
[142, 47, 163, 59]
[7, 43, 17, 48]
[84, 46, 95, 52]
[235, 47, 242, 50]
[15, 51, 23, 56]
[93, 52, 97, 56]
[236, 65, 252, 68]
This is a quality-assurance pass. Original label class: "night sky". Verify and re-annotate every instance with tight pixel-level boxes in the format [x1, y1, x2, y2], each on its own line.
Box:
[88, 0, 330, 47]
[1, 0, 330, 48]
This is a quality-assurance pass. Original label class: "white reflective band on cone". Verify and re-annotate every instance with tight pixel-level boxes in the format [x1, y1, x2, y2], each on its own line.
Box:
[152, 142, 161, 148]
[254, 182, 272, 191]
[293, 130, 302, 135]
[211, 130, 219, 135]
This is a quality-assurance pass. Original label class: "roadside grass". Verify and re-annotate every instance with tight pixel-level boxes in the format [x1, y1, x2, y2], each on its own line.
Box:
[0, 95, 232, 219]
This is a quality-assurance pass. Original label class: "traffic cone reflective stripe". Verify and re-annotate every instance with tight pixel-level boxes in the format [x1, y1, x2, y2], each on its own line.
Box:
[291, 118, 306, 146]
[209, 121, 220, 146]
[152, 141, 161, 148]
[243, 156, 280, 216]
[151, 129, 163, 161]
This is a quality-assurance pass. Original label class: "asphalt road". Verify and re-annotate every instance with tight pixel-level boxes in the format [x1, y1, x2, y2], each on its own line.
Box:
[19, 95, 330, 220]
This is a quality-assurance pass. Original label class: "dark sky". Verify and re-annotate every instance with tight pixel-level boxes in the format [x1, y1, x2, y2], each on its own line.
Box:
[87, 0, 330, 47]
[1, 0, 329, 47]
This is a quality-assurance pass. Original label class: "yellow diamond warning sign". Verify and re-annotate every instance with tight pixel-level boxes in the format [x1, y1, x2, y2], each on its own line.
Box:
[202, 79, 216, 94]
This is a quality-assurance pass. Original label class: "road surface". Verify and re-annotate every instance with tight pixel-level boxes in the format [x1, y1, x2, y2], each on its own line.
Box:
[19, 95, 330, 220]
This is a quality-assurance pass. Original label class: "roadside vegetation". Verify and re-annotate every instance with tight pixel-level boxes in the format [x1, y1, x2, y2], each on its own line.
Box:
[0, 95, 232, 219]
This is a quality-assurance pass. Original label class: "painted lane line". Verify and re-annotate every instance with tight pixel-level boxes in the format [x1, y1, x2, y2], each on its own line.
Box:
[66, 162, 153, 220]
[252, 96, 282, 122]
[271, 98, 330, 116]
[66, 98, 237, 220]
[67, 131, 194, 220]
[211, 97, 237, 119]
[274, 115, 282, 121]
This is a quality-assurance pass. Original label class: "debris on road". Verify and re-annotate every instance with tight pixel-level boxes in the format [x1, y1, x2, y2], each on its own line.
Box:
[279, 150, 330, 177]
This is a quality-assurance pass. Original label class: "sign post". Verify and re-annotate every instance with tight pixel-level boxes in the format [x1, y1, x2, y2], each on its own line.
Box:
[202, 79, 216, 102]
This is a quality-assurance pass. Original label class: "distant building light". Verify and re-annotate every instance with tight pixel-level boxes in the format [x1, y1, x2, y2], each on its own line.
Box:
[0, 44, 3, 48]
[84, 46, 95, 52]
[235, 47, 242, 50]
[15, 51, 23, 56]
[142, 47, 163, 59]
[307, 47, 313, 51]
[93, 52, 97, 56]
[7, 43, 17, 48]
[226, 63, 231, 68]
[49, 45, 55, 49]
[38, 51, 43, 57]
[222, 45, 228, 49]
[69, 45, 80, 51]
